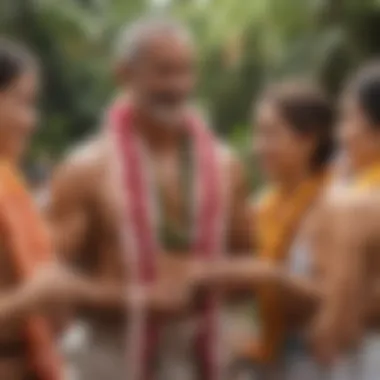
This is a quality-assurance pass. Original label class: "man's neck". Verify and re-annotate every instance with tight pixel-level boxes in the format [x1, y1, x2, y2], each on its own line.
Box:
[133, 108, 184, 153]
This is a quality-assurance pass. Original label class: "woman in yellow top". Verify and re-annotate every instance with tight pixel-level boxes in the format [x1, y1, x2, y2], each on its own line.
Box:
[193, 81, 335, 379]
[249, 83, 333, 379]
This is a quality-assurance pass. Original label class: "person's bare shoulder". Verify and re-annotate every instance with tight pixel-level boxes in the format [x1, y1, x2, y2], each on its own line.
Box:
[321, 188, 380, 240]
[324, 187, 380, 214]
[49, 135, 108, 208]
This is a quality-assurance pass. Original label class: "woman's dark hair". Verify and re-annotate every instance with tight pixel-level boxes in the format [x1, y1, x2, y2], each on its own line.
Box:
[0, 38, 36, 91]
[263, 81, 335, 170]
[348, 62, 380, 127]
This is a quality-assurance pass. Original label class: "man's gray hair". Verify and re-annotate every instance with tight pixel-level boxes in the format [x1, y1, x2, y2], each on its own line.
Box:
[115, 16, 193, 65]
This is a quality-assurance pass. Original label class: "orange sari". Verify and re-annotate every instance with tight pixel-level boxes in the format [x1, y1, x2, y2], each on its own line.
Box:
[251, 173, 326, 363]
[0, 162, 62, 380]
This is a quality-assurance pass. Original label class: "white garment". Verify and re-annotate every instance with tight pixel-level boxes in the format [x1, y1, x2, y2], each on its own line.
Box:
[62, 322, 127, 380]
[63, 310, 255, 380]
[285, 237, 380, 380]
[155, 317, 200, 380]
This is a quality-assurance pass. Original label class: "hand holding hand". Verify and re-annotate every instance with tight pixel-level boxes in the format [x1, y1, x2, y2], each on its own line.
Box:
[23, 263, 90, 311]
[147, 276, 193, 315]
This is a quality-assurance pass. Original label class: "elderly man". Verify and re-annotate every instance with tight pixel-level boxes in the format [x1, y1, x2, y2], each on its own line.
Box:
[46, 17, 251, 380]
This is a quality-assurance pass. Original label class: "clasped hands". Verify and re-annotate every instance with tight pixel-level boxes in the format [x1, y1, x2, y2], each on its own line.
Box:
[21, 257, 280, 316]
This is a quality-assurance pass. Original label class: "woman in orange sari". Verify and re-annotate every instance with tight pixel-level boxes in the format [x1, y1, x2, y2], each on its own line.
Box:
[0, 38, 70, 380]
[0, 39, 184, 380]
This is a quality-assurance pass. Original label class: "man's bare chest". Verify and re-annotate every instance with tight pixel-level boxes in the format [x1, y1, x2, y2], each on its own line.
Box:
[95, 154, 189, 238]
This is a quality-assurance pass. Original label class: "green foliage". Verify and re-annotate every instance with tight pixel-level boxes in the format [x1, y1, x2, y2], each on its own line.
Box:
[2, 0, 380, 162]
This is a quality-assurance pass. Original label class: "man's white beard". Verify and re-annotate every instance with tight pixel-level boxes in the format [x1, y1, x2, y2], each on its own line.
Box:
[150, 103, 188, 129]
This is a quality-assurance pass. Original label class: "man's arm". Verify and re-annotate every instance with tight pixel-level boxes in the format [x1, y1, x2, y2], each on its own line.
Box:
[45, 151, 93, 264]
[0, 265, 190, 326]
[44, 147, 133, 309]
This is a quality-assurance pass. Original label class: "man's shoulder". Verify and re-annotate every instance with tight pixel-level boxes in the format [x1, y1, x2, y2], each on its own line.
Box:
[51, 134, 107, 193]
[63, 135, 107, 170]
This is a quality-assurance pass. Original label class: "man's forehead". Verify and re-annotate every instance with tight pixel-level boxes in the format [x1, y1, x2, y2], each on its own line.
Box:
[140, 32, 194, 61]
[115, 18, 194, 65]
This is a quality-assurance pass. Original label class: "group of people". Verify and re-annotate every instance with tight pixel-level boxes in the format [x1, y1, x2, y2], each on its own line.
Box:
[1, 15, 380, 380]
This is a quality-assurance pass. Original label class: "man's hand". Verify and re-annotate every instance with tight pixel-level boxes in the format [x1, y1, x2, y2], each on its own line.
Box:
[145, 276, 193, 315]
[0, 264, 89, 326]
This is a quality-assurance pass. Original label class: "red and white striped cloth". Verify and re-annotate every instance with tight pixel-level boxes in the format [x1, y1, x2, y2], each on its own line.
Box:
[108, 101, 227, 380]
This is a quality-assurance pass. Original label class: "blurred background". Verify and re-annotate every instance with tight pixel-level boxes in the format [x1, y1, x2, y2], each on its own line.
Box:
[2, 0, 380, 184]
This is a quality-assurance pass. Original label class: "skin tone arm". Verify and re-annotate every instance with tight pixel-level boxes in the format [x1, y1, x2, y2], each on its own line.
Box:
[310, 195, 373, 364]
[0, 264, 188, 327]
[0, 287, 40, 325]
[191, 256, 322, 303]
[44, 153, 91, 265]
